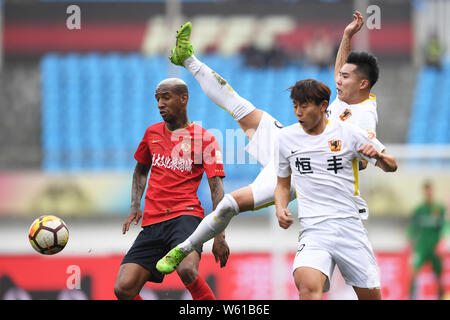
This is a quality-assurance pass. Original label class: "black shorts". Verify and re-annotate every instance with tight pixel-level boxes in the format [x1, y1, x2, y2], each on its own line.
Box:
[121, 215, 203, 283]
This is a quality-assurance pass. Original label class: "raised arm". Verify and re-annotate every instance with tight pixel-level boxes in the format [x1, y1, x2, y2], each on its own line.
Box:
[122, 162, 151, 234]
[335, 11, 365, 80]
[208, 176, 230, 268]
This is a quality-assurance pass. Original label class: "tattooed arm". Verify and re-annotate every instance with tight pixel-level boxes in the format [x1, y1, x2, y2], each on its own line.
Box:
[208, 176, 225, 210]
[122, 162, 151, 234]
[208, 176, 230, 268]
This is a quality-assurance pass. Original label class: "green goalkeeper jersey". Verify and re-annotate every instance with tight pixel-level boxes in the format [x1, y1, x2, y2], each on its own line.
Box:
[408, 202, 446, 252]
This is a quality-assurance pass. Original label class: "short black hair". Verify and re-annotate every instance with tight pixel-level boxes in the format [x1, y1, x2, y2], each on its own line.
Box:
[156, 78, 189, 96]
[171, 84, 189, 96]
[289, 79, 331, 106]
[346, 51, 379, 88]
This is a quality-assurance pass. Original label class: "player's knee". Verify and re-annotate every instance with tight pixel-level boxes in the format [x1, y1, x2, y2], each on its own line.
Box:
[294, 268, 326, 300]
[114, 279, 139, 300]
[114, 286, 127, 300]
[114, 283, 135, 300]
[298, 284, 323, 300]
[220, 193, 242, 216]
[177, 250, 201, 284]
[216, 199, 237, 220]
[354, 287, 382, 300]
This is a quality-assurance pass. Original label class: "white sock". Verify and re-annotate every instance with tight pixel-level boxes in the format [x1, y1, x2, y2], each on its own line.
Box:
[184, 55, 256, 121]
[178, 194, 240, 254]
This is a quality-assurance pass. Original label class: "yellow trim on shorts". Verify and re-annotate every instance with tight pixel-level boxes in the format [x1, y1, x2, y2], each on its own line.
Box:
[253, 201, 275, 211]
[253, 190, 298, 211]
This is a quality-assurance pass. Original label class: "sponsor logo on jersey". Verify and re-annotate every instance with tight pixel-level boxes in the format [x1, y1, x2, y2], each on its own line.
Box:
[151, 153, 193, 173]
[328, 139, 342, 152]
[339, 108, 352, 121]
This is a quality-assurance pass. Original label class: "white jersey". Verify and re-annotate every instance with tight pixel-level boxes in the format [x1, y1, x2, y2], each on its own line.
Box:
[277, 120, 385, 227]
[327, 94, 378, 139]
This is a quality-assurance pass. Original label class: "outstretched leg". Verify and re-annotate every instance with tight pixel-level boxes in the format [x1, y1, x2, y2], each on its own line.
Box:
[156, 192, 243, 274]
[156, 164, 297, 275]
[156, 22, 296, 276]
[170, 22, 264, 140]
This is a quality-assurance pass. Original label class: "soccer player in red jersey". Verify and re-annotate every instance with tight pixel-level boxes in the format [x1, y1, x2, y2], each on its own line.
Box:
[114, 78, 229, 300]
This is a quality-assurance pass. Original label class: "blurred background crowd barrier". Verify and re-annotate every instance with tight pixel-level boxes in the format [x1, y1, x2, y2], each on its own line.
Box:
[0, 0, 449, 300]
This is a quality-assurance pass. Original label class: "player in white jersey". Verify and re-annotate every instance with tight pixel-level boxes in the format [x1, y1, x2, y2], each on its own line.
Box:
[275, 79, 397, 300]
[156, 12, 381, 275]
[328, 92, 377, 137]
[330, 11, 380, 168]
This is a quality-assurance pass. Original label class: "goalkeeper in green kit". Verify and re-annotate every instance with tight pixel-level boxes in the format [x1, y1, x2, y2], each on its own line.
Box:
[408, 181, 446, 299]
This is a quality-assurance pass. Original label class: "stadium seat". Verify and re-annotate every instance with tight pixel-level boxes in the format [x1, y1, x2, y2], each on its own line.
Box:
[40, 53, 341, 173]
[407, 63, 450, 147]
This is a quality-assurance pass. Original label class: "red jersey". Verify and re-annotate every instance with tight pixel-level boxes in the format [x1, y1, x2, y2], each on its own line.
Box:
[134, 122, 225, 226]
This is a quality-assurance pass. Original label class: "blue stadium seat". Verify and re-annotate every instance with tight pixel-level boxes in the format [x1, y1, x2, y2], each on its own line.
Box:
[40, 53, 343, 173]
[406, 59, 450, 160]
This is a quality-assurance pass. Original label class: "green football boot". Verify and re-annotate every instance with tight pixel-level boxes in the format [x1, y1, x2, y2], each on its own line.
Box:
[156, 246, 187, 274]
[169, 22, 194, 66]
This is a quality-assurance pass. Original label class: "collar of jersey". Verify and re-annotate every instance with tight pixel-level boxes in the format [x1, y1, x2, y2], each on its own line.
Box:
[337, 93, 376, 106]
[358, 93, 376, 104]
[165, 121, 194, 133]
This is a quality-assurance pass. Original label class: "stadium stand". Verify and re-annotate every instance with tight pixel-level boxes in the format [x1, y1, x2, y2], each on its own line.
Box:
[215, 15, 257, 56]
[407, 58, 450, 144]
[0, 63, 41, 170]
[190, 15, 223, 53]
[45, 52, 450, 172]
[252, 15, 296, 51]
[40, 53, 337, 173]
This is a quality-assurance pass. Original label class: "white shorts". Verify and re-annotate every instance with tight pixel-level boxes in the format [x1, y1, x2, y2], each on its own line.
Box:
[245, 111, 283, 167]
[250, 159, 297, 209]
[245, 111, 296, 209]
[293, 217, 380, 292]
